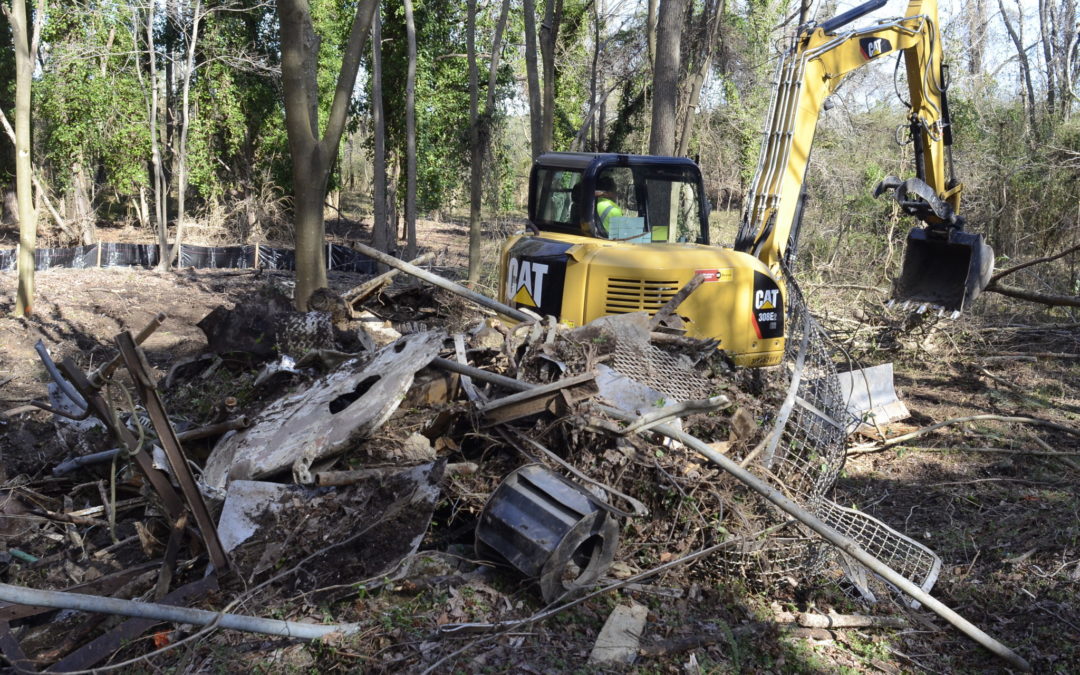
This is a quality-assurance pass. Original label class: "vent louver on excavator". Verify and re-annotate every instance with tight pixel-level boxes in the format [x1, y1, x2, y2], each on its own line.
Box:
[604, 277, 679, 314]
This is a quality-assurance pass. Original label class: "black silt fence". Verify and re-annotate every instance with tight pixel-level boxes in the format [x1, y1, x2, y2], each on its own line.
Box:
[0, 242, 375, 275]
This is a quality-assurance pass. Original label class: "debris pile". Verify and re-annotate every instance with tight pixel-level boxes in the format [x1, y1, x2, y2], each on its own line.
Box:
[0, 255, 1031, 671]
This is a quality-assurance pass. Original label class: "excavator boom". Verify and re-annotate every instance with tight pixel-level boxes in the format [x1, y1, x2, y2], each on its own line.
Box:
[735, 0, 993, 311]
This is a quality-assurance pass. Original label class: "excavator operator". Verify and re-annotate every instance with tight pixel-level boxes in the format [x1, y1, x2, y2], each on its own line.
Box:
[594, 174, 623, 236]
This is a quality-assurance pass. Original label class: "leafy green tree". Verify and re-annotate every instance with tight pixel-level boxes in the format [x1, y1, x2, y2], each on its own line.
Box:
[36, 2, 149, 242]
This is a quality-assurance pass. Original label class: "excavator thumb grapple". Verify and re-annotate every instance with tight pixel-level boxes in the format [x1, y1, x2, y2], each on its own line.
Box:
[894, 227, 994, 312]
[876, 175, 994, 312]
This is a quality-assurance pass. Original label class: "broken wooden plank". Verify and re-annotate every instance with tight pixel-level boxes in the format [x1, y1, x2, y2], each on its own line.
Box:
[453, 333, 482, 403]
[42, 575, 218, 673]
[477, 372, 598, 426]
[588, 602, 648, 665]
[0, 620, 34, 673]
[343, 251, 434, 308]
[116, 331, 229, 572]
[648, 273, 705, 330]
[57, 361, 186, 521]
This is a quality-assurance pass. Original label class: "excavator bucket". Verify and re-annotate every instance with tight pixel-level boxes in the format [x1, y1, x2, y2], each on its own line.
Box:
[893, 227, 994, 312]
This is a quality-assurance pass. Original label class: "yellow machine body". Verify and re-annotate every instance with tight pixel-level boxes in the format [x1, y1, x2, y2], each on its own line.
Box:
[498, 0, 991, 368]
[499, 231, 785, 367]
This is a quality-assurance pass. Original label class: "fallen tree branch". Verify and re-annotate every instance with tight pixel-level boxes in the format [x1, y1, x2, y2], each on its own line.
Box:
[343, 251, 434, 309]
[775, 610, 908, 629]
[617, 394, 731, 435]
[984, 280, 1080, 308]
[988, 243, 1080, 285]
[649, 273, 704, 330]
[349, 243, 531, 322]
[639, 622, 845, 657]
[871, 414, 1080, 448]
[979, 351, 1080, 360]
[850, 445, 1080, 458]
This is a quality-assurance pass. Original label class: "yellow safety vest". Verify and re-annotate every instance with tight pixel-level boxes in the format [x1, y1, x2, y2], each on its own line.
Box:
[596, 197, 623, 235]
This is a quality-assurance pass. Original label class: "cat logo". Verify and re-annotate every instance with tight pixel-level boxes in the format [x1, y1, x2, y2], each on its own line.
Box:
[506, 257, 549, 308]
[859, 37, 892, 60]
[755, 288, 779, 311]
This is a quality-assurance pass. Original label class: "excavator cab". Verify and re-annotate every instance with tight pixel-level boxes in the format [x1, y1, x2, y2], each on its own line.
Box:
[529, 153, 710, 245]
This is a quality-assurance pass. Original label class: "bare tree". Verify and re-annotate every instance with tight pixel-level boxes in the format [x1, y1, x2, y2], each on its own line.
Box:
[138, 0, 170, 268]
[539, 0, 563, 155]
[467, 0, 511, 283]
[676, 0, 724, 156]
[965, 0, 989, 75]
[649, 0, 688, 156]
[166, 0, 203, 269]
[278, 0, 378, 309]
[403, 0, 418, 258]
[371, 6, 390, 260]
[523, 0, 543, 159]
[647, 0, 658, 69]
[1039, 0, 1056, 111]
[3, 0, 44, 316]
[998, 0, 1038, 133]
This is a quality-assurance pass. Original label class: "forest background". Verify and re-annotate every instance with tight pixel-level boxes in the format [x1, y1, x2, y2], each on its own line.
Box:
[0, 0, 1078, 313]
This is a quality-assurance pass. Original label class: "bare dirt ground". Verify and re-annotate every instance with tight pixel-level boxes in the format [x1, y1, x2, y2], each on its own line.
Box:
[0, 216, 1077, 673]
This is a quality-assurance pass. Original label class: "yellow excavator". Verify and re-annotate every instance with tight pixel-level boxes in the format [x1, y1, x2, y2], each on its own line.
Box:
[498, 0, 992, 367]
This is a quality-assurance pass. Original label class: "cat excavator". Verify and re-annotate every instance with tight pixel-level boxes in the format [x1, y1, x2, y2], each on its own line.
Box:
[498, 0, 992, 368]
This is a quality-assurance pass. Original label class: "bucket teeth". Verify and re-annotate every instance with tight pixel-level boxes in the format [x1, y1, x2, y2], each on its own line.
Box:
[916, 303, 928, 314]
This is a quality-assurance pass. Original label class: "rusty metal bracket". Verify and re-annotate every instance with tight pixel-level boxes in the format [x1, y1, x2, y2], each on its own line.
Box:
[42, 574, 217, 673]
[115, 331, 229, 572]
[0, 620, 34, 673]
[57, 360, 186, 522]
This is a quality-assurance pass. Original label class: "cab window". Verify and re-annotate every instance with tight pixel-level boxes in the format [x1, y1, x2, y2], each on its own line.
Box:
[532, 168, 583, 233]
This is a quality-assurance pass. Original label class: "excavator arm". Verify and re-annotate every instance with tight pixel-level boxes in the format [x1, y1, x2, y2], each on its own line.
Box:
[734, 0, 992, 311]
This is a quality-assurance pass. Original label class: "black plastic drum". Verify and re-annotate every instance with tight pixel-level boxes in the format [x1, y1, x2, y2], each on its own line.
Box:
[475, 464, 619, 602]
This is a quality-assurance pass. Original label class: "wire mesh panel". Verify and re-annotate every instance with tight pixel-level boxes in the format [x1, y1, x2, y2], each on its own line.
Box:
[611, 342, 714, 403]
[818, 500, 942, 603]
[696, 274, 941, 595]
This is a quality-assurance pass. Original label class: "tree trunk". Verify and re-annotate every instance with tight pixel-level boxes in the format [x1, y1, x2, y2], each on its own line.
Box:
[145, 2, 168, 262]
[71, 160, 96, 245]
[675, 0, 722, 156]
[278, 0, 377, 309]
[586, 0, 601, 151]
[2, 186, 17, 226]
[371, 7, 389, 264]
[6, 0, 39, 316]
[523, 0, 543, 159]
[467, 0, 480, 282]
[650, 0, 688, 156]
[647, 0, 658, 69]
[166, 0, 202, 270]
[1039, 0, 1056, 112]
[467, 0, 511, 284]
[998, 0, 1038, 134]
[539, 0, 562, 155]
[966, 0, 987, 75]
[403, 0, 418, 258]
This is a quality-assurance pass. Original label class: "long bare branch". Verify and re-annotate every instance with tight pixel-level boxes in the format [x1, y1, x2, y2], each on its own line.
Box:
[988, 243, 1080, 284]
[985, 280, 1080, 307]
